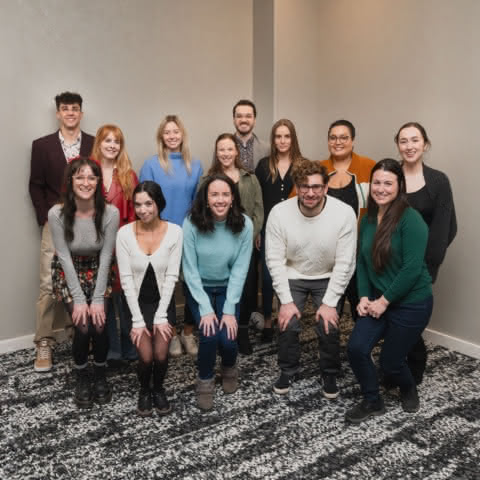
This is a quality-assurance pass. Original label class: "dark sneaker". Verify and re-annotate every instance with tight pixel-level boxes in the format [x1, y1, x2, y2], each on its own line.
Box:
[273, 373, 292, 395]
[401, 386, 420, 412]
[322, 375, 339, 399]
[153, 388, 172, 415]
[261, 327, 274, 344]
[137, 389, 153, 417]
[74, 368, 93, 409]
[237, 328, 253, 355]
[345, 398, 386, 424]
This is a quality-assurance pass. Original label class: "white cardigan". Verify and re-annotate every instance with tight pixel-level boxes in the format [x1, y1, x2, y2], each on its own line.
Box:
[116, 221, 183, 328]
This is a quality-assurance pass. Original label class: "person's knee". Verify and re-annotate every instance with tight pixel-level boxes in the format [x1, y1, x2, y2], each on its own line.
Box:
[347, 334, 369, 361]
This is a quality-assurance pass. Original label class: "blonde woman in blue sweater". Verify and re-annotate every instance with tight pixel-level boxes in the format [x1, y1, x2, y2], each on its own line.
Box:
[183, 174, 253, 411]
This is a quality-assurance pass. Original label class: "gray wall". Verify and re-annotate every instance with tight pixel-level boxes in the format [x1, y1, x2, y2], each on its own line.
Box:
[273, 0, 479, 345]
[0, 0, 253, 341]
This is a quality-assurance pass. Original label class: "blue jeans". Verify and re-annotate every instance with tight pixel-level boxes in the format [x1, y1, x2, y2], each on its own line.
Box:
[186, 286, 239, 380]
[347, 296, 433, 402]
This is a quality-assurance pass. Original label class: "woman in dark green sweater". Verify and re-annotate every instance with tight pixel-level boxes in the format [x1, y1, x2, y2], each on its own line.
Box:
[346, 159, 433, 424]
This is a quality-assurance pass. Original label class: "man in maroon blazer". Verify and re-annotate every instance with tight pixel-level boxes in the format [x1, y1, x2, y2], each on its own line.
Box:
[29, 91, 94, 372]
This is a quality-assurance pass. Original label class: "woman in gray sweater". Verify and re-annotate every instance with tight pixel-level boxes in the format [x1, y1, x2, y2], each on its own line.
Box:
[49, 157, 119, 408]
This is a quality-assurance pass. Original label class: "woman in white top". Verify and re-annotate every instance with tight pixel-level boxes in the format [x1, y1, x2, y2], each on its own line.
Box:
[116, 181, 183, 416]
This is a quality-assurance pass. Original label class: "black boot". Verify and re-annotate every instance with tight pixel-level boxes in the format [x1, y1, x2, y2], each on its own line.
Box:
[137, 361, 153, 417]
[93, 365, 112, 405]
[153, 360, 171, 415]
[74, 367, 93, 408]
[237, 326, 253, 355]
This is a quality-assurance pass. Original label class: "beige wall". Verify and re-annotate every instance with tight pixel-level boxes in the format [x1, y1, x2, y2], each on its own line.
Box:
[273, 0, 480, 345]
[0, 0, 253, 342]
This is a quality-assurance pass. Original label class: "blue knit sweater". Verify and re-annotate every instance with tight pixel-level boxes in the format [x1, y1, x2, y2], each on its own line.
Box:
[182, 215, 253, 316]
[139, 152, 203, 226]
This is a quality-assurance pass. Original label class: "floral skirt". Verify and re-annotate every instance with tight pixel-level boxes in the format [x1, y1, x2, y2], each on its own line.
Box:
[51, 254, 116, 304]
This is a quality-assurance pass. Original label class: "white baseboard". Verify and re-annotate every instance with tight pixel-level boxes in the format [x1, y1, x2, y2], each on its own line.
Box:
[0, 329, 70, 355]
[424, 328, 480, 359]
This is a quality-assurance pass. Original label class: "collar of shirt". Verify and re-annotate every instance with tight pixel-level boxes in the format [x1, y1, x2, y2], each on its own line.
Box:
[59, 130, 82, 162]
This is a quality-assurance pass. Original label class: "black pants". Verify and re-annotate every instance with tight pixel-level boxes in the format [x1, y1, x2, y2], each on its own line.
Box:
[239, 249, 258, 326]
[278, 279, 341, 377]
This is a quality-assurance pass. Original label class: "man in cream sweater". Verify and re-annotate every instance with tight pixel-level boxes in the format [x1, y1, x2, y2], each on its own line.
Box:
[266, 159, 357, 398]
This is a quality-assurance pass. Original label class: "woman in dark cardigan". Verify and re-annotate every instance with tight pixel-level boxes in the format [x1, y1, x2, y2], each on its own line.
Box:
[395, 122, 457, 384]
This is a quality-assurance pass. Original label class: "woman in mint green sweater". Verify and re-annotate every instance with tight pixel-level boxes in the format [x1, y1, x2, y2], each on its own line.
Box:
[346, 159, 433, 424]
[182, 174, 253, 411]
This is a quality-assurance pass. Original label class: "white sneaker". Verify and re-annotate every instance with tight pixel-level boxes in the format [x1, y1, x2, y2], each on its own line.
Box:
[180, 332, 198, 356]
[169, 335, 183, 357]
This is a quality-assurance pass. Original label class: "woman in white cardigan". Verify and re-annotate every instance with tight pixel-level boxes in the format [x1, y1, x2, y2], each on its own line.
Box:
[116, 181, 182, 416]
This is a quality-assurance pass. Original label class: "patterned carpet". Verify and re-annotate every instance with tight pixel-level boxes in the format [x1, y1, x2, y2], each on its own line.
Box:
[1, 312, 479, 480]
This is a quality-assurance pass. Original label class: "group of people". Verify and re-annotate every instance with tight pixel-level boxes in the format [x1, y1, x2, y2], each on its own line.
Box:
[29, 92, 456, 423]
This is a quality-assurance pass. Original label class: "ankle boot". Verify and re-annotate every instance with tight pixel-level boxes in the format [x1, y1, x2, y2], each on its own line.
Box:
[237, 327, 253, 355]
[221, 364, 239, 394]
[93, 365, 112, 405]
[196, 377, 215, 411]
[74, 366, 93, 408]
[153, 360, 171, 414]
[137, 362, 153, 416]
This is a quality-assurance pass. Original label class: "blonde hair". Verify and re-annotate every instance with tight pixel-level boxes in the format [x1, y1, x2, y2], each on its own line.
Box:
[156, 115, 192, 174]
[268, 119, 303, 182]
[91, 124, 135, 199]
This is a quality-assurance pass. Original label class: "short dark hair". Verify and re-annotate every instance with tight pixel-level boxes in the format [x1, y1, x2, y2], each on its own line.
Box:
[328, 119, 356, 140]
[233, 99, 257, 117]
[133, 181, 166, 219]
[55, 92, 83, 110]
[190, 174, 245, 234]
[291, 158, 329, 186]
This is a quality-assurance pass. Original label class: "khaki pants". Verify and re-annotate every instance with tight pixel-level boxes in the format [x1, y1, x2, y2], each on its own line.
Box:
[34, 223, 71, 346]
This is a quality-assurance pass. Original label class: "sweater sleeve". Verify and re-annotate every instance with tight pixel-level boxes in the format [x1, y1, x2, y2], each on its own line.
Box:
[139, 158, 154, 183]
[92, 206, 119, 304]
[48, 206, 87, 305]
[154, 227, 183, 325]
[116, 226, 146, 328]
[356, 218, 373, 299]
[425, 172, 456, 282]
[265, 206, 293, 305]
[191, 161, 203, 204]
[223, 217, 253, 315]
[182, 218, 214, 317]
[322, 208, 357, 307]
[383, 210, 429, 303]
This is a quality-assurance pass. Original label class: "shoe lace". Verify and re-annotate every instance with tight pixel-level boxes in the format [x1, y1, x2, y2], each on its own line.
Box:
[37, 342, 51, 360]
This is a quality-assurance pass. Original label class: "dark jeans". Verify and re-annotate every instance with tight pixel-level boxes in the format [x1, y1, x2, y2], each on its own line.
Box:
[278, 279, 342, 377]
[106, 291, 137, 361]
[186, 285, 239, 380]
[347, 296, 433, 402]
[239, 248, 258, 327]
[260, 231, 274, 317]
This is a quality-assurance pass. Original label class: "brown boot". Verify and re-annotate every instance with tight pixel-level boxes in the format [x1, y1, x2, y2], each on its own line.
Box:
[196, 377, 215, 411]
[221, 364, 239, 394]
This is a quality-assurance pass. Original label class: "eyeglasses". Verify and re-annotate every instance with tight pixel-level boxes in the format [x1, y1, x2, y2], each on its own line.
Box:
[73, 175, 99, 184]
[328, 135, 351, 144]
[298, 184, 325, 193]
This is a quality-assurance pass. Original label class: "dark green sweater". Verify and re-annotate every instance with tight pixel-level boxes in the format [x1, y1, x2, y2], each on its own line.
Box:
[357, 208, 432, 304]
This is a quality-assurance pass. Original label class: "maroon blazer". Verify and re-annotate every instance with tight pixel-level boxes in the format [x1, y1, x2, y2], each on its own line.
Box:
[29, 130, 94, 226]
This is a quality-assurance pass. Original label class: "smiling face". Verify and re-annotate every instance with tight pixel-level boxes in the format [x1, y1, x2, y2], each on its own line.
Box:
[100, 131, 121, 162]
[370, 169, 399, 209]
[72, 165, 98, 202]
[233, 105, 256, 137]
[134, 191, 159, 225]
[216, 138, 239, 171]
[207, 179, 233, 221]
[274, 125, 292, 154]
[162, 121, 183, 152]
[56, 103, 83, 131]
[328, 125, 354, 160]
[297, 173, 328, 216]
[396, 126, 427, 165]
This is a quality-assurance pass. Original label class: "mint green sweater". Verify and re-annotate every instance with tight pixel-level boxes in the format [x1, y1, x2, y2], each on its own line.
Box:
[357, 208, 432, 304]
[182, 215, 253, 316]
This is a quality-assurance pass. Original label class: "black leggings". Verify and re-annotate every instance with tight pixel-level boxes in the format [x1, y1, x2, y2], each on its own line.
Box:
[65, 300, 109, 367]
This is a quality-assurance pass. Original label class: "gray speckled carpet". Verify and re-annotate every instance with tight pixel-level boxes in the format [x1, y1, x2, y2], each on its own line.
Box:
[1, 313, 479, 480]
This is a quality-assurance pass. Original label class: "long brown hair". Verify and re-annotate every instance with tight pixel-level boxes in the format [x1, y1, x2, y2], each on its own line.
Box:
[208, 133, 244, 175]
[268, 119, 302, 182]
[60, 157, 106, 243]
[156, 115, 192, 174]
[367, 158, 409, 272]
[91, 124, 135, 199]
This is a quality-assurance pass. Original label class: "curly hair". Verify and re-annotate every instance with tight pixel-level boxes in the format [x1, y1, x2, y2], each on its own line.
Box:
[91, 124, 136, 199]
[190, 174, 245, 234]
[208, 133, 244, 176]
[60, 157, 106, 243]
[291, 158, 329, 186]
